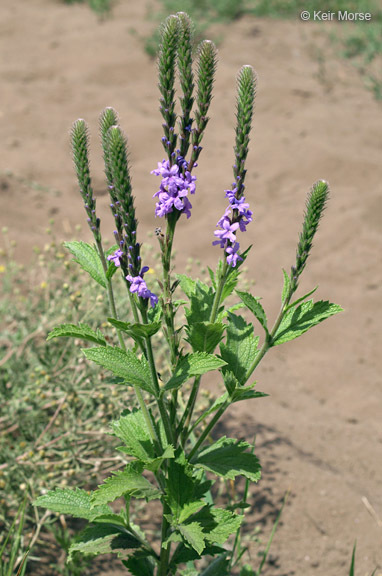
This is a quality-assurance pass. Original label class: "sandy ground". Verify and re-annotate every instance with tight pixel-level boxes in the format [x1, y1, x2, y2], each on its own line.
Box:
[1, 1, 382, 574]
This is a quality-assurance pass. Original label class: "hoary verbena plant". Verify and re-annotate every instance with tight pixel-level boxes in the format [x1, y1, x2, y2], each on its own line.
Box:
[34, 12, 342, 576]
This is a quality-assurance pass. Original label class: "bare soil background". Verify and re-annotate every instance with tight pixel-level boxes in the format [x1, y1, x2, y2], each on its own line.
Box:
[1, 1, 381, 574]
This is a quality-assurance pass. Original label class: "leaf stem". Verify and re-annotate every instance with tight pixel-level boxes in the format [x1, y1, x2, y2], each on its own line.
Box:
[188, 402, 229, 462]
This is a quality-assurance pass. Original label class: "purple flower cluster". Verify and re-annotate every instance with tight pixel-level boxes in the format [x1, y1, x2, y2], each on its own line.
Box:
[107, 253, 158, 307]
[151, 158, 196, 218]
[213, 187, 253, 267]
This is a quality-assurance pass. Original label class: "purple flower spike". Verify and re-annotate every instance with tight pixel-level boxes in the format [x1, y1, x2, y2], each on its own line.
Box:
[107, 248, 123, 267]
[151, 157, 197, 218]
[213, 185, 253, 267]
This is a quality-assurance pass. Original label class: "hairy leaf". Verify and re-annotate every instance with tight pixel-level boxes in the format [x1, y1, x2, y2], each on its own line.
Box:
[186, 322, 226, 354]
[165, 352, 227, 391]
[185, 281, 215, 324]
[83, 346, 155, 395]
[34, 488, 109, 520]
[108, 318, 161, 339]
[281, 268, 291, 303]
[194, 437, 261, 481]
[179, 522, 206, 555]
[112, 409, 174, 469]
[236, 291, 268, 333]
[68, 524, 141, 561]
[64, 241, 105, 288]
[91, 462, 161, 506]
[273, 300, 343, 345]
[122, 553, 155, 576]
[176, 274, 197, 298]
[192, 507, 243, 545]
[200, 554, 230, 576]
[47, 323, 106, 346]
[220, 313, 259, 385]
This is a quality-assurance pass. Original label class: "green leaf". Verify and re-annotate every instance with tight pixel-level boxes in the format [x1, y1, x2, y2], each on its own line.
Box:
[236, 291, 268, 333]
[185, 322, 226, 354]
[122, 553, 155, 576]
[112, 409, 174, 470]
[68, 524, 141, 562]
[240, 565, 255, 576]
[165, 353, 227, 391]
[185, 281, 215, 324]
[193, 507, 243, 546]
[64, 241, 106, 288]
[284, 285, 318, 312]
[273, 300, 343, 346]
[106, 260, 118, 281]
[176, 274, 197, 298]
[108, 318, 161, 339]
[47, 323, 107, 346]
[281, 268, 291, 303]
[112, 409, 155, 461]
[83, 346, 155, 395]
[34, 488, 110, 520]
[165, 454, 211, 522]
[178, 501, 206, 524]
[230, 384, 268, 403]
[179, 522, 206, 555]
[220, 313, 259, 385]
[194, 437, 261, 482]
[91, 462, 161, 506]
[200, 555, 230, 576]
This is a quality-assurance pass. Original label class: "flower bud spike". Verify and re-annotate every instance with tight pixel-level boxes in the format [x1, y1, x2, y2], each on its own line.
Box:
[158, 15, 179, 162]
[100, 107, 119, 195]
[107, 125, 141, 276]
[190, 39, 217, 169]
[177, 12, 195, 159]
[71, 119, 101, 241]
[291, 180, 330, 292]
[234, 65, 257, 197]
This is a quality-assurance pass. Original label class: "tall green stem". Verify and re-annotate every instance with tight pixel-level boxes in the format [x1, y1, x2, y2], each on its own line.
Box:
[161, 212, 178, 367]
[158, 504, 172, 576]
[96, 240, 160, 448]
[141, 308, 174, 446]
[180, 259, 229, 446]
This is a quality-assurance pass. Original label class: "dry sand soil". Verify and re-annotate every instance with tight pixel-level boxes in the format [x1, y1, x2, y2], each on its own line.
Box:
[1, 1, 382, 574]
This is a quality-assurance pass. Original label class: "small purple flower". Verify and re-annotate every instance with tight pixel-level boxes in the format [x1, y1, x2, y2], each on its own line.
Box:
[126, 269, 158, 308]
[214, 219, 239, 244]
[226, 242, 243, 267]
[107, 248, 123, 267]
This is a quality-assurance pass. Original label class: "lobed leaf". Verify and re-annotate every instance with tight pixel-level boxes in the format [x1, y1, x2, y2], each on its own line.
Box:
[47, 323, 107, 346]
[64, 241, 106, 288]
[193, 437, 261, 482]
